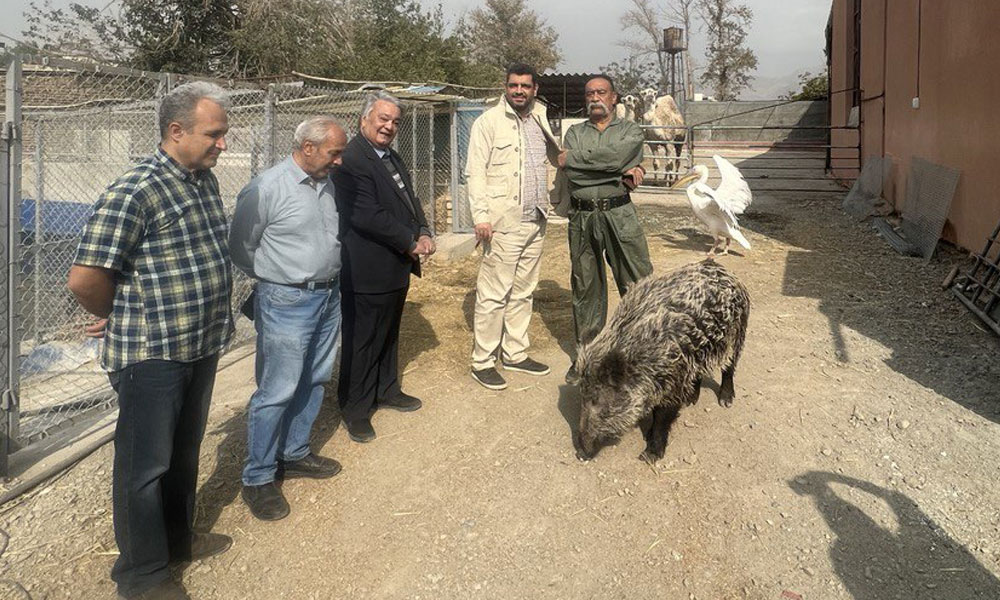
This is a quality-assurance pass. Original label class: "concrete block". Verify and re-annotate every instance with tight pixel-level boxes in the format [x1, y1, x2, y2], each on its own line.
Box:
[434, 232, 477, 261]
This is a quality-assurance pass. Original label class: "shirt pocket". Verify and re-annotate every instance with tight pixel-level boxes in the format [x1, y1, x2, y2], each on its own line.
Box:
[489, 140, 515, 166]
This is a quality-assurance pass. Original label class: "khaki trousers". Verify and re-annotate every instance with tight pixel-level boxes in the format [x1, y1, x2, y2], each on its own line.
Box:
[472, 220, 546, 370]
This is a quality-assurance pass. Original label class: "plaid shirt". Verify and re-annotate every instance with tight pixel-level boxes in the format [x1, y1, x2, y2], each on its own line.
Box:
[75, 148, 235, 371]
[519, 114, 549, 221]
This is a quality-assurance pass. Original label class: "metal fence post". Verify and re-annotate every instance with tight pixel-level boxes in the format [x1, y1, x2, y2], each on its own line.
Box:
[33, 117, 43, 343]
[449, 102, 459, 234]
[1, 54, 24, 475]
[427, 105, 435, 233]
[263, 84, 276, 169]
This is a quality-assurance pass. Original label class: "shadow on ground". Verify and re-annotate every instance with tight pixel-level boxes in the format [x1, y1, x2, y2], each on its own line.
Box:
[791, 471, 1000, 599]
[677, 143, 1000, 425]
[194, 300, 439, 532]
[535, 279, 575, 360]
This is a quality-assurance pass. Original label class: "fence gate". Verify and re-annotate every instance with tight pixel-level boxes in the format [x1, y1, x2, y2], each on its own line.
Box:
[1, 54, 18, 476]
[635, 99, 860, 195]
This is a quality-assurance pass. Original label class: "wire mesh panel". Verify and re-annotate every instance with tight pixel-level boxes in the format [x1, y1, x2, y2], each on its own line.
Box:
[1, 55, 473, 470]
[15, 62, 167, 445]
[452, 102, 487, 233]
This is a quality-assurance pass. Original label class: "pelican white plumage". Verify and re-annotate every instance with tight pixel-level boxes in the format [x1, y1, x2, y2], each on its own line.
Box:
[671, 154, 753, 255]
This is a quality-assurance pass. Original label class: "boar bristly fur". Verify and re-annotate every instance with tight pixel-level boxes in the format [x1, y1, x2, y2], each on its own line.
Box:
[575, 259, 750, 462]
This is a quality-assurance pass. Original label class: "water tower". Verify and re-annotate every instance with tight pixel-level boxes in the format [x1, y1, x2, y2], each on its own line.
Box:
[662, 26, 686, 99]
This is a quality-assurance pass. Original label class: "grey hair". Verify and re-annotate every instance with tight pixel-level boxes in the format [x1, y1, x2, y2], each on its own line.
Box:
[361, 91, 402, 119]
[158, 81, 231, 138]
[293, 116, 342, 150]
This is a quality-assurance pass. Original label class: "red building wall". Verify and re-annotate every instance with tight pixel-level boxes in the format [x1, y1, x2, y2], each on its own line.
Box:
[830, 0, 1000, 250]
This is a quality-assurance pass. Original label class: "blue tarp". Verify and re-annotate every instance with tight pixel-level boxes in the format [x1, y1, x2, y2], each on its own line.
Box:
[20, 198, 94, 237]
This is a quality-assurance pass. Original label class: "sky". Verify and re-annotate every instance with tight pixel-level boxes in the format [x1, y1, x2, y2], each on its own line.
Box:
[0, 0, 831, 98]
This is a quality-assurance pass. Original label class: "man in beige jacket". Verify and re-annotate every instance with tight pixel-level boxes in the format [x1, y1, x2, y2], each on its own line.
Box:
[466, 63, 562, 390]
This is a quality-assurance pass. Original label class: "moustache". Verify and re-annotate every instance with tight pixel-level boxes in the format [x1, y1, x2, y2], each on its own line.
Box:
[588, 101, 608, 112]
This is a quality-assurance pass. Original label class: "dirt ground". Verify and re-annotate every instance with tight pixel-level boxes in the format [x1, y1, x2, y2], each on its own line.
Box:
[2, 186, 1000, 600]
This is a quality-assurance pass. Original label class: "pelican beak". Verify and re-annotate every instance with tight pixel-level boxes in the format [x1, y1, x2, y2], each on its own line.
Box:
[671, 171, 699, 189]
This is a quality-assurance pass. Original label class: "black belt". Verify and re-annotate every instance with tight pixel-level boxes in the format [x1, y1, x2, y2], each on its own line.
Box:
[571, 194, 631, 211]
[269, 278, 339, 291]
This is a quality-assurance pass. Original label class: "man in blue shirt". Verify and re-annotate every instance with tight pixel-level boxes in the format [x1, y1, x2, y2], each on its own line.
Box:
[229, 117, 348, 521]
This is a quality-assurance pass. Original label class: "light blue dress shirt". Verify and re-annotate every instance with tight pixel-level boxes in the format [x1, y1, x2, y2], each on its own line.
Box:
[229, 156, 342, 284]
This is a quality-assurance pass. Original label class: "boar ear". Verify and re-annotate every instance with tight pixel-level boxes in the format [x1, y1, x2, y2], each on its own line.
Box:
[597, 350, 629, 386]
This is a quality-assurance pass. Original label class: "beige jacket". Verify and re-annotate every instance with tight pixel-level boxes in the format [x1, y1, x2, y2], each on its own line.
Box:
[465, 97, 564, 233]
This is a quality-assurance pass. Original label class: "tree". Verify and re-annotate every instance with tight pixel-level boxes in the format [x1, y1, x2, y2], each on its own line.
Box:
[781, 69, 829, 101]
[664, 0, 697, 100]
[458, 0, 561, 82]
[20, 0, 482, 83]
[619, 0, 669, 92]
[21, 0, 129, 63]
[601, 58, 659, 96]
[697, 0, 757, 100]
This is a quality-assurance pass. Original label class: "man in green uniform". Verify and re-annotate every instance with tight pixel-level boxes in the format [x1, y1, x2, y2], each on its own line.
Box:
[557, 74, 653, 383]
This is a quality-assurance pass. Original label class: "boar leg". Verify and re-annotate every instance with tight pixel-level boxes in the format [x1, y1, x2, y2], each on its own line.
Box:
[719, 365, 736, 408]
[641, 404, 682, 462]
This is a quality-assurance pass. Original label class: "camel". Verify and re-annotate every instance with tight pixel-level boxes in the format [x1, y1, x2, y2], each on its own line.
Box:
[639, 88, 686, 184]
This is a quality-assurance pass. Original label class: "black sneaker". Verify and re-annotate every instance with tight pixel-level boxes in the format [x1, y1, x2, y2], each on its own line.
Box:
[119, 579, 190, 600]
[471, 367, 507, 390]
[502, 357, 550, 376]
[241, 482, 290, 521]
[378, 392, 422, 412]
[565, 364, 581, 385]
[278, 453, 342, 479]
[169, 532, 233, 565]
[346, 418, 376, 443]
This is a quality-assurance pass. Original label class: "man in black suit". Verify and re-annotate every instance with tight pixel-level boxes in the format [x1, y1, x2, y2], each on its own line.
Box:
[333, 91, 435, 442]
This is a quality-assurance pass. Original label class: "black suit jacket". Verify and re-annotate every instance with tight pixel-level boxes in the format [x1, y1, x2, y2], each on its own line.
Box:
[333, 134, 429, 294]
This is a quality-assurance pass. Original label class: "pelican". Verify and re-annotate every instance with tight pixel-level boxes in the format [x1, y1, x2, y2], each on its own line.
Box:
[671, 154, 753, 255]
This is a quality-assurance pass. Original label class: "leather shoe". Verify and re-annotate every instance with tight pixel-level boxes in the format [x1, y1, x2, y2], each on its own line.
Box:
[169, 532, 232, 564]
[278, 453, 342, 479]
[119, 579, 190, 600]
[242, 482, 290, 521]
[378, 392, 422, 412]
[346, 418, 376, 443]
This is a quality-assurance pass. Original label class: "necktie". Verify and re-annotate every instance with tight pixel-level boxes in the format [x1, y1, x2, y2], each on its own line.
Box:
[380, 153, 416, 214]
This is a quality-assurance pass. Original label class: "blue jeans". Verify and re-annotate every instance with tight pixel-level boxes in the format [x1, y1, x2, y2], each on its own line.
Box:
[243, 281, 341, 486]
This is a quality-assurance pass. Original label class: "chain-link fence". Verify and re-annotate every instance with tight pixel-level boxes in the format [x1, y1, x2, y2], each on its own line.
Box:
[1, 53, 494, 476]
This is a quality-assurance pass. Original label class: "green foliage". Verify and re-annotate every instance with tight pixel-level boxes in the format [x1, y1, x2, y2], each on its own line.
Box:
[601, 59, 659, 96]
[781, 70, 829, 101]
[458, 0, 561, 83]
[18, 0, 506, 85]
[697, 0, 758, 101]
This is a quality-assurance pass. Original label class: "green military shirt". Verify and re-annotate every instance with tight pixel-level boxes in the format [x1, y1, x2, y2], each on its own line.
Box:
[562, 117, 645, 200]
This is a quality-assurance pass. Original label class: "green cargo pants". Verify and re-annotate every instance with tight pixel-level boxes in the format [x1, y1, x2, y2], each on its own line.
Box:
[568, 201, 653, 347]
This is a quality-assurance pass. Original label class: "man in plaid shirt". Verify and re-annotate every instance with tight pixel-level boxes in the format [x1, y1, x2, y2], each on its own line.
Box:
[68, 81, 234, 600]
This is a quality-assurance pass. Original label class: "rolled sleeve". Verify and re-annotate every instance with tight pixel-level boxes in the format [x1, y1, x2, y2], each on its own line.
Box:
[74, 191, 145, 272]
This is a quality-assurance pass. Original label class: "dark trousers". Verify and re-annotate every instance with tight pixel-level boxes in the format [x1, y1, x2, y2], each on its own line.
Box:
[568, 202, 654, 347]
[109, 355, 219, 597]
[338, 287, 407, 424]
